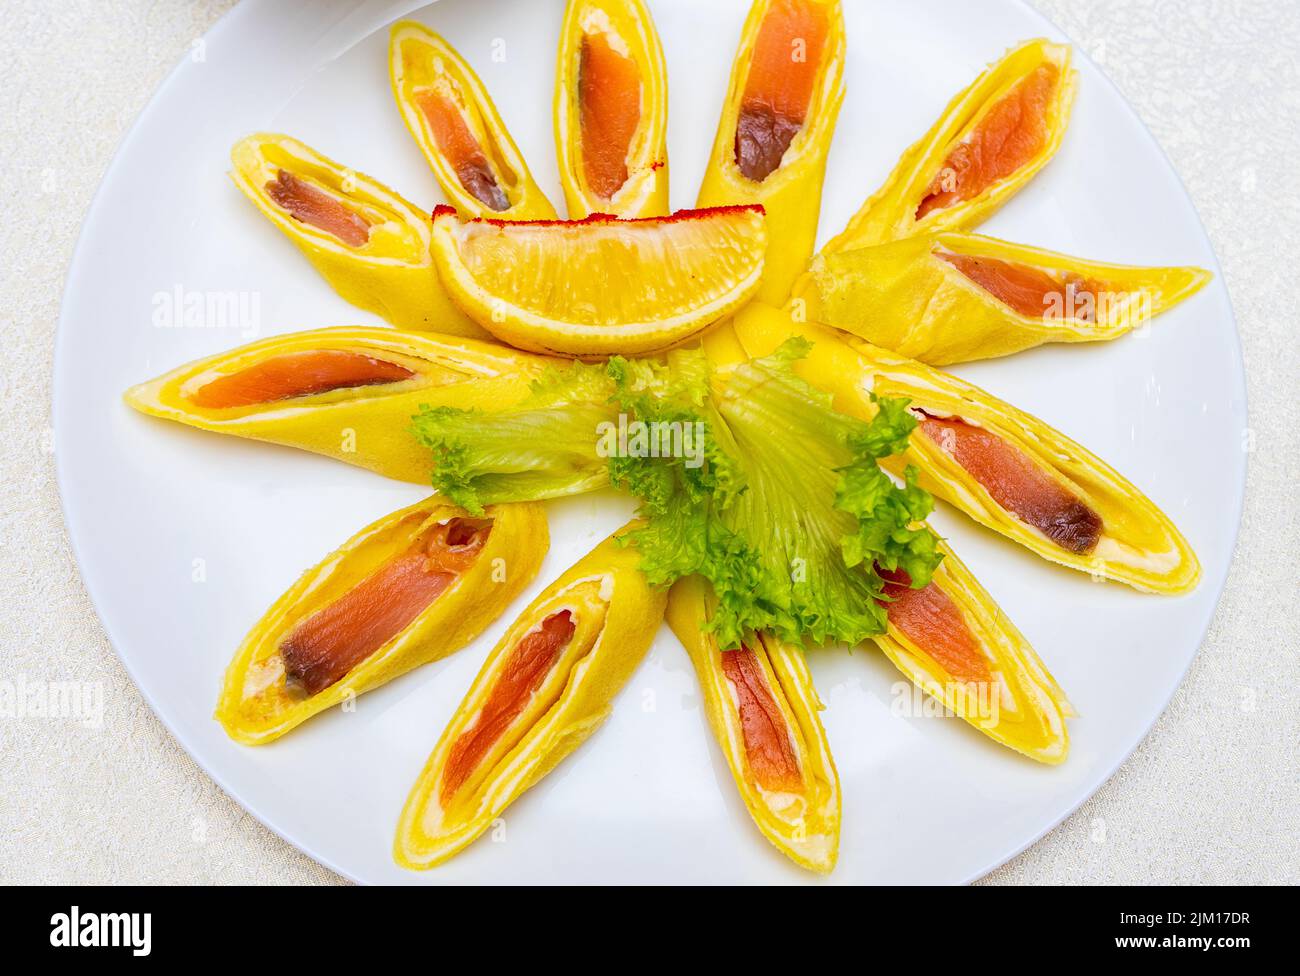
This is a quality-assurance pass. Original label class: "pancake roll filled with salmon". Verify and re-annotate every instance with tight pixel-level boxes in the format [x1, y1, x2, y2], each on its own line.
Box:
[870, 532, 1073, 763]
[823, 39, 1076, 252]
[229, 133, 484, 336]
[553, 0, 669, 218]
[667, 576, 840, 873]
[395, 524, 667, 868]
[216, 497, 548, 744]
[799, 231, 1211, 364]
[389, 20, 557, 220]
[698, 0, 846, 305]
[850, 342, 1201, 592]
[123, 327, 554, 484]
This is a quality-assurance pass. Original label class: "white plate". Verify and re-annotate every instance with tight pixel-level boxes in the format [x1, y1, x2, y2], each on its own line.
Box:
[54, 0, 1245, 884]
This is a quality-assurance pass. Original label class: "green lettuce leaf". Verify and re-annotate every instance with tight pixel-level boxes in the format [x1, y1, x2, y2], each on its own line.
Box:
[411, 339, 940, 649]
[410, 361, 617, 515]
[614, 338, 938, 649]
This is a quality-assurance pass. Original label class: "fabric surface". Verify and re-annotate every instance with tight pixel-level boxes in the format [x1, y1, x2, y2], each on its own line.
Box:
[0, 0, 1295, 885]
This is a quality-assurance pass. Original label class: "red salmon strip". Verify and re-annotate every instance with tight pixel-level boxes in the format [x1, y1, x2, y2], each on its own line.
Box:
[440, 610, 577, 806]
[265, 170, 372, 246]
[877, 567, 990, 685]
[734, 0, 829, 182]
[579, 32, 642, 200]
[939, 250, 1099, 322]
[191, 350, 415, 409]
[417, 90, 510, 212]
[918, 412, 1103, 554]
[916, 63, 1059, 219]
[721, 645, 802, 793]
[280, 519, 489, 695]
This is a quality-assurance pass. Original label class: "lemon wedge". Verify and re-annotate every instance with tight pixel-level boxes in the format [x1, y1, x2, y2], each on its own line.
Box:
[430, 204, 767, 356]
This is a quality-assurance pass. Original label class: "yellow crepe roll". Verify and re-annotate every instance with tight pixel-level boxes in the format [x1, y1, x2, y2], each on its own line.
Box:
[871, 531, 1073, 764]
[668, 576, 840, 872]
[389, 20, 556, 219]
[697, 0, 846, 306]
[823, 39, 1076, 252]
[216, 497, 548, 745]
[553, 0, 669, 218]
[395, 525, 667, 869]
[124, 326, 553, 484]
[799, 231, 1211, 365]
[229, 133, 485, 337]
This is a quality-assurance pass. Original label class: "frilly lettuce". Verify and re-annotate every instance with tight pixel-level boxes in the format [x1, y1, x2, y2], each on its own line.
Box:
[411, 361, 616, 514]
[411, 339, 940, 649]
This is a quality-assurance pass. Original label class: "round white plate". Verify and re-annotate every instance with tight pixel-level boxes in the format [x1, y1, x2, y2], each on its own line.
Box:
[55, 0, 1245, 884]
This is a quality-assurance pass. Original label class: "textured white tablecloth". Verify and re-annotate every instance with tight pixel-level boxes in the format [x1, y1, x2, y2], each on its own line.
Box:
[1, 0, 1295, 885]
